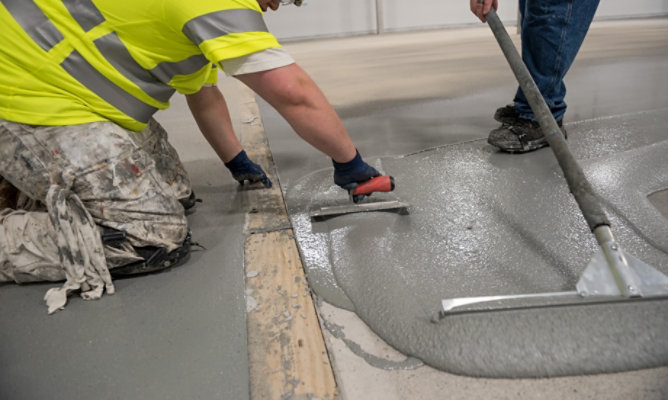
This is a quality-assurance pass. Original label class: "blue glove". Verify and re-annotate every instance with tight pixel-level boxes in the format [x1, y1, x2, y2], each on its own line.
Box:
[224, 150, 272, 188]
[333, 150, 380, 202]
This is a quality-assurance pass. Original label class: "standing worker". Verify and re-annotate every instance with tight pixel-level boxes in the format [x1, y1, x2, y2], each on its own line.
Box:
[0, 0, 381, 313]
[471, 0, 600, 153]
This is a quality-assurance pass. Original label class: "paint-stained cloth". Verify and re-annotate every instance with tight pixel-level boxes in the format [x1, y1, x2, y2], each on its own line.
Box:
[0, 118, 190, 313]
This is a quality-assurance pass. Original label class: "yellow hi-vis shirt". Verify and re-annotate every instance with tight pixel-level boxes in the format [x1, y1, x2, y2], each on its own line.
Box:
[0, 0, 281, 131]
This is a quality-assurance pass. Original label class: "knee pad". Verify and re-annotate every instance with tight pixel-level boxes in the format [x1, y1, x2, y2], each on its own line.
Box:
[108, 231, 194, 278]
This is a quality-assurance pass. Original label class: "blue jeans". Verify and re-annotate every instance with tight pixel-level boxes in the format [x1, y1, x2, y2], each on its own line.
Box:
[514, 0, 600, 122]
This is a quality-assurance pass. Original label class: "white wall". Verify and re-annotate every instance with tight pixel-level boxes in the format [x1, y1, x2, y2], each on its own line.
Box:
[263, 0, 377, 41]
[380, 0, 518, 32]
[264, 0, 668, 41]
[597, 0, 668, 19]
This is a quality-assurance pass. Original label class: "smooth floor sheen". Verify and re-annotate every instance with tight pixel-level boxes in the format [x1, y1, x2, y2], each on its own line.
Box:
[259, 22, 668, 378]
[284, 109, 668, 377]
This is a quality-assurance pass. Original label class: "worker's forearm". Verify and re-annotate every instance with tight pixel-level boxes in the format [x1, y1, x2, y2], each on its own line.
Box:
[236, 64, 357, 163]
[277, 92, 356, 163]
[186, 86, 243, 163]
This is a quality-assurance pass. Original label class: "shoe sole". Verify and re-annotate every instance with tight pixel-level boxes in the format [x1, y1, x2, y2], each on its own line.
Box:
[488, 127, 567, 154]
[488, 137, 548, 153]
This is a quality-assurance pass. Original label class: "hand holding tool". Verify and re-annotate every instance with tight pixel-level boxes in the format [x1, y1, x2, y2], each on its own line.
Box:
[349, 175, 395, 203]
[310, 152, 408, 219]
[333, 150, 380, 192]
[309, 174, 407, 219]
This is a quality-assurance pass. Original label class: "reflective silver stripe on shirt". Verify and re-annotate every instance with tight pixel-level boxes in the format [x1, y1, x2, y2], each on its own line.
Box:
[150, 55, 210, 85]
[182, 8, 268, 45]
[61, 50, 157, 123]
[1, 0, 64, 51]
[57, 1, 175, 102]
[94, 32, 175, 103]
[62, 0, 105, 31]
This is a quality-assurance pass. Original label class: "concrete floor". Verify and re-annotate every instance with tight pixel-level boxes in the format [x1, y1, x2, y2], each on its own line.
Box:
[1, 18, 667, 399]
[261, 18, 668, 397]
[284, 109, 667, 377]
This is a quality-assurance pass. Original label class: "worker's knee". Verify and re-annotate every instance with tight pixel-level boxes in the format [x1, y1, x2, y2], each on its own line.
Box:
[76, 132, 189, 251]
[105, 227, 193, 278]
[101, 198, 189, 253]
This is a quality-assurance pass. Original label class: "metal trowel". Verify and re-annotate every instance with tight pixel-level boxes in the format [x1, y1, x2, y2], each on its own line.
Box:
[309, 175, 410, 220]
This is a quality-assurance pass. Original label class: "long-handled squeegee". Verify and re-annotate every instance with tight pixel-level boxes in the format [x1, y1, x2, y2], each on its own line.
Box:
[436, 6, 668, 319]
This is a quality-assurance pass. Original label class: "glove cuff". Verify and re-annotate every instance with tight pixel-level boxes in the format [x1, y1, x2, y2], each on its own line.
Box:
[332, 150, 363, 173]
[224, 150, 249, 170]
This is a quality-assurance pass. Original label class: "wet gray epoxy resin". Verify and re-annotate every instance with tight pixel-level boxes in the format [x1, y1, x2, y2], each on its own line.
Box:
[286, 109, 668, 378]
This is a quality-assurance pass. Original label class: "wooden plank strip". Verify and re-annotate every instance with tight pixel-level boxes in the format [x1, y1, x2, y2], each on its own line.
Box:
[245, 230, 337, 400]
[229, 79, 337, 399]
[233, 82, 290, 234]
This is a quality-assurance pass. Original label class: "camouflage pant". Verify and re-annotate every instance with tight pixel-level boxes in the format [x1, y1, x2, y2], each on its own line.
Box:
[0, 118, 190, 311]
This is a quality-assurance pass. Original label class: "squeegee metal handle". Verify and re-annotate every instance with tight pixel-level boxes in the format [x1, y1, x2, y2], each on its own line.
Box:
[484, 8, 609, 232]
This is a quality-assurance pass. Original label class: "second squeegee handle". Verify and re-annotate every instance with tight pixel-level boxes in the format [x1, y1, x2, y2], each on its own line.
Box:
[484, 8, 609, 232]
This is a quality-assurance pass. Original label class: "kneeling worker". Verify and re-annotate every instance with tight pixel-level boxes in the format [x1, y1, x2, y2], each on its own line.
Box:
[0, 0, 381, 313]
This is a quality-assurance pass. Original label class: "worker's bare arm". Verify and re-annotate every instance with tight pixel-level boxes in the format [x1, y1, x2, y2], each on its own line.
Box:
[186, 85, 272, 187]
[185, 85, 243, 163]
[235, 63, 357, 163]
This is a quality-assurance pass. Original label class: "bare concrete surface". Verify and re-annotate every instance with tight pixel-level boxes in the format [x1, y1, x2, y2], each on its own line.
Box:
[318, 302, 667, 400]
[0, 84, 252, 399]
[259, 19, 668, 396]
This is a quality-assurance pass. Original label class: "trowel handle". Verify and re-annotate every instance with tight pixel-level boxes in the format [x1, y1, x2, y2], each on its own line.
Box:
[353, 175, 395, 196]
